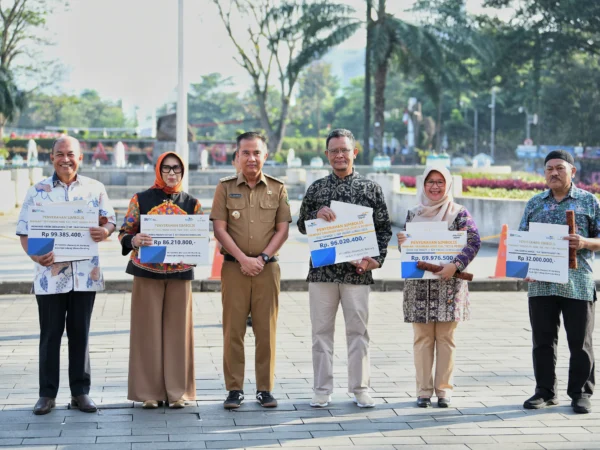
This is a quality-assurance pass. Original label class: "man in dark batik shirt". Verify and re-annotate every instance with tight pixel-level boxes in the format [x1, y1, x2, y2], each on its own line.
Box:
[297, 128, 392, 409]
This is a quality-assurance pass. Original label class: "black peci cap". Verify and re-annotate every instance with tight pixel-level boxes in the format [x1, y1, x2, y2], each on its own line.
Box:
[544, 149, 574, 166]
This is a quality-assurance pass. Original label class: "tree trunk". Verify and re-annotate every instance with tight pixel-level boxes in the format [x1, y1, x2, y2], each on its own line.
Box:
[254, 86, 278, 153]
[270, 96, 291, 154]
[373, 61, 387, 157]
[363, 0, 373, 162]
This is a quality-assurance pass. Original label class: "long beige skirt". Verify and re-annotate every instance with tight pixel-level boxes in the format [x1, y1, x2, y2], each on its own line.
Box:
[127, 276, 196, 403]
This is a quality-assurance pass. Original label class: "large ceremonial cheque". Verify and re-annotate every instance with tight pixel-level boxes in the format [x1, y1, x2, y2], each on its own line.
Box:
[401, 227, 466, 279]
[139, 215, 209, 265]
[305, 201, 379, 267]
[27, 204, 98, 258]
[506, 227, 569, 284]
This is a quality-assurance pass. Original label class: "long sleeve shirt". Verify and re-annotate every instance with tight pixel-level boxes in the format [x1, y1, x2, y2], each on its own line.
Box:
[297, 170, 392, 285]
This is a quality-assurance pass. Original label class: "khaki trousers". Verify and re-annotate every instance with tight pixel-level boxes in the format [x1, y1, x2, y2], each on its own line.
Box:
[309, 282, 371, 395]
[128, 277, 196, 403]
[221, 261, 280, 391]
[413, 321, 458, 398]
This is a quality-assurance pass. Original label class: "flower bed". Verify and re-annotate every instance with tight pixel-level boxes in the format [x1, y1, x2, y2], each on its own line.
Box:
[400, 175, 600, 195]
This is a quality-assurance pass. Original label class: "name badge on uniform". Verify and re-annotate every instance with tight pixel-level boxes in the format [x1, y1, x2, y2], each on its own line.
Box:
[229, 193, 242, 198]
[267, 190, 272, 195]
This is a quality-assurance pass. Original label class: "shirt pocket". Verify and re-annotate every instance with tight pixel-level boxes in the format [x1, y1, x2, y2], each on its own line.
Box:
[259, 199, 277, 223]
[226, 198, 247, 220]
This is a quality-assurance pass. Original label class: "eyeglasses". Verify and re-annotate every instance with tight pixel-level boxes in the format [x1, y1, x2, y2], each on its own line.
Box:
[425, 180, 445, 187]
[160, 164, 182, 174]
[327, 148, 352, 155]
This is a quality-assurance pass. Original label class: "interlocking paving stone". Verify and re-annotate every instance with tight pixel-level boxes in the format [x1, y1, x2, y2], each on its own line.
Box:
[21, 437, 96, 445]
[541, 444, 600, 450]
[95, 435, 170, 443]
[1, 291, 600, 449]
[467, 445, 543, 450]
[0, 431, 60, 438]
[206, 441, 280, 449]
[491, 434, 569, 443]
[131, 443, 207, 450]
[0, 440, 24, 447]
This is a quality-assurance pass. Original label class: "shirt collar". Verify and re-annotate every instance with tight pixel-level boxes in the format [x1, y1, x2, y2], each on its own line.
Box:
[331, 168, 358, 182]
[52, 172, 81, 187]
[236, 171, 267, 186]
[543, 183, 579, 200]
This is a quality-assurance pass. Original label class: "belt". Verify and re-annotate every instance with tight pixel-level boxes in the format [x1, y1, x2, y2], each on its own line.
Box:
[224, 254, 278, 264]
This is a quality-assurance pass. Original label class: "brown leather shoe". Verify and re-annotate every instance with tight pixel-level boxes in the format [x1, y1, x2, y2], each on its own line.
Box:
[71, 394, 97, 413]
[33, 397, 55, 415]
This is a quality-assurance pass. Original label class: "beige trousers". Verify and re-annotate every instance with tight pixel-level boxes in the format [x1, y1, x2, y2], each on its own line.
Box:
[128, 277, 196, 403]
[413, 321, 458, 398]
[309, 282, 371, 395]
[221, 261, 280, 392]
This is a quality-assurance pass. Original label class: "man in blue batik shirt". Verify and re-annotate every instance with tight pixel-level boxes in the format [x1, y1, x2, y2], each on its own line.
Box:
[16, 136, 116, 415]
[519, 149, 600, 414]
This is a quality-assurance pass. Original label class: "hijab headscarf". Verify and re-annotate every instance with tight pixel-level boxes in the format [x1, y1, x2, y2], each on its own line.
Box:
[151, 152, 185, 194]
[410, 166, 463, 225]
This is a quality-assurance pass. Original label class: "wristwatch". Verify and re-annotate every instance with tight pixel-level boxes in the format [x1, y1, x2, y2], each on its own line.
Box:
[259, 253, 270, 263]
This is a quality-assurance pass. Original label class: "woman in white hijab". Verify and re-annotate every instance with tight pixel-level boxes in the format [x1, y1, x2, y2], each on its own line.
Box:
[397, 167, 481, 408]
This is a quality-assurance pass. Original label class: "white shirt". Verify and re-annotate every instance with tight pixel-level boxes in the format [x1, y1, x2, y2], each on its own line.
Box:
[16, 173, 116, 295]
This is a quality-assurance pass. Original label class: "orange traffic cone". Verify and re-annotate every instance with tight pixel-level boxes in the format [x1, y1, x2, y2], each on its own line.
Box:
[209, 240, 224, 280]
[490, 224, 508, 278]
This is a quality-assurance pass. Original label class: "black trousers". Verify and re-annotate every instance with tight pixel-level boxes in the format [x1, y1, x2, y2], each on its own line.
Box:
[36, 291, 96, 398]
[529, 295, 595, 400]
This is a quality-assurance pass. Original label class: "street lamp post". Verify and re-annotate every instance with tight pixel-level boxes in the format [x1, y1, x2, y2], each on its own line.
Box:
[176, 0, 189, 192]
[518, 106, 536, 143]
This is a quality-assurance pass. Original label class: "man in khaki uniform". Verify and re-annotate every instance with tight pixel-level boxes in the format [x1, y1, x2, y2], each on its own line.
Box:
[210, 132, 291, 409]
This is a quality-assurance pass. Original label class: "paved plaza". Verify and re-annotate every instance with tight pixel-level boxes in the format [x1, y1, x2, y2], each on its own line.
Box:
[0, 290, 600, 449]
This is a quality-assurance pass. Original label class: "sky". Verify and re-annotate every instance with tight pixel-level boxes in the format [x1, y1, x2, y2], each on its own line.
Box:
[39, 0, 509, 127]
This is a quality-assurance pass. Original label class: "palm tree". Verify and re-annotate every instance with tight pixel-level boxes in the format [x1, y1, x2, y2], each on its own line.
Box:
[0, 68, 25, 139]
[366, 0, 489, 154]
[368, 0, 448, 156]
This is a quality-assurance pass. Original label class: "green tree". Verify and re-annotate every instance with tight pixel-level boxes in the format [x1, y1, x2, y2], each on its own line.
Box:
[17, 90, 129, 130]
[0, 67, 25, 137]
[213, 0, 360, 153]
[291, 62, 339, 145]
[367, 0, 463, 155]
[185, 73, 252, 139]
[479, 0, 600, 147]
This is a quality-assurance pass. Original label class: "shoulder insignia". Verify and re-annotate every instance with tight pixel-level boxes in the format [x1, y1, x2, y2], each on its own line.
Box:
[264, 174, 284, 184]
[219, 175, 238, 183]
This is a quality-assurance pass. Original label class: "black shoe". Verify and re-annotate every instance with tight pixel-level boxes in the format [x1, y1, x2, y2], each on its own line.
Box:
[438, 398, 450, 408]
[223, 390, 244, 409]
[256, 391, 278, 408]
[33, 397, 55, 415]
[523, 394, 559, 410]
[246, 315, 252, 327]
[71, 394, 97, 413]
[571, 397, 592, 414]
[416, 397, 431, 408]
